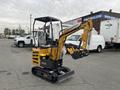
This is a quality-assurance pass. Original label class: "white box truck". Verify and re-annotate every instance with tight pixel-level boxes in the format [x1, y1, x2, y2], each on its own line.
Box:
[100, 19, 120, 48]
[65, 29, 105, 52]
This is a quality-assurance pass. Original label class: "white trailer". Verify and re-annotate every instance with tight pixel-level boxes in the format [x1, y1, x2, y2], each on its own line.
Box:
[100, 19, 120, 47]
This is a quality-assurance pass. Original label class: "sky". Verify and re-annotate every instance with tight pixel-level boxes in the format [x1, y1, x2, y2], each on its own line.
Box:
[0, 0, 120, 33]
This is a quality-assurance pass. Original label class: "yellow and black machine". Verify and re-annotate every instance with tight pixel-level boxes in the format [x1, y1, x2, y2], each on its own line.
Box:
[32, 16, 93, 83]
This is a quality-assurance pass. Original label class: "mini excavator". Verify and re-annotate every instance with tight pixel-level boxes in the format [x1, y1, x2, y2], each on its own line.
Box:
[32, 16, 93, 83]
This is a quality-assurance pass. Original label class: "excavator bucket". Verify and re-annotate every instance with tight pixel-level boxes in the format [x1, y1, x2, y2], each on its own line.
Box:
[71, 49, 89, 59]
[71, 51, 83, 59]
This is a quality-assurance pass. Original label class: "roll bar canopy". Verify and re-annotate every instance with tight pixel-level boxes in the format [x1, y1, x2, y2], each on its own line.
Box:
[34, 16, 61, 23]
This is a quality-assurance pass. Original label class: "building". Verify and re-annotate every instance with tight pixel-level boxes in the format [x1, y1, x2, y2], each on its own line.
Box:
[63, 17, 82, 26]
[64, 10, 120, 34]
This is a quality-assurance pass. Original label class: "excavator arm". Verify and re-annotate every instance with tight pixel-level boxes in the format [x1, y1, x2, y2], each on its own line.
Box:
[56, 19, 93, 60]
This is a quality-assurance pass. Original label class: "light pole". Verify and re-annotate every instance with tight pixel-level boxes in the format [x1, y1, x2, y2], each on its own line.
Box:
[30, 14, 32, 35]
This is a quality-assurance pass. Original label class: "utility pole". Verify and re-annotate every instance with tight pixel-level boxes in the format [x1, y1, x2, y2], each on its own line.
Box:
[18, 24, 21, 36]
[30, 14, 32, 35]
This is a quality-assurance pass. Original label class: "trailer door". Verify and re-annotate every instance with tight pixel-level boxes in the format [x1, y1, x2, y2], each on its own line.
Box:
[100, 19, 118, 43]
[117, 19, 120, 43]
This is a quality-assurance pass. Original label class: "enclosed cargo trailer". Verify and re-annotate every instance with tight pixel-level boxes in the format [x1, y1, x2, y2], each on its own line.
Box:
[100, 19, 120, 48]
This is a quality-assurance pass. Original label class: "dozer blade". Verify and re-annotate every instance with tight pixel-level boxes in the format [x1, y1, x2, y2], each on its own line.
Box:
[57, 69, 74, 82]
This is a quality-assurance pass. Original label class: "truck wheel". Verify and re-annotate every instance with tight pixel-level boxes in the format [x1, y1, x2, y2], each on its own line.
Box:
[18, 42, 24, 48]
[97, 46, 102, 53]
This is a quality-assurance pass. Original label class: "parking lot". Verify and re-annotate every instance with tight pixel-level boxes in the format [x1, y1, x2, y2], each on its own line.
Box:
[0, 39, 120, 90]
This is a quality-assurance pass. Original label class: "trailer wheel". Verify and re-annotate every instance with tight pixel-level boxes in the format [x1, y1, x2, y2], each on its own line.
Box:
[97, 46, 102, 53]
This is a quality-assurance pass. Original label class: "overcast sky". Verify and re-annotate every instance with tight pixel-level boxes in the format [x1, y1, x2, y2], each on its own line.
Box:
[0, 0, 120, 33]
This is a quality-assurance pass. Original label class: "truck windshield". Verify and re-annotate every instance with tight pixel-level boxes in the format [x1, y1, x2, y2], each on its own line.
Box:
[67, 35, 80, 41]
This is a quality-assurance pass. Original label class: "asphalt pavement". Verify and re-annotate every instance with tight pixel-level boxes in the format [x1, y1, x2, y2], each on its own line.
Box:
[0, 39, 120, 90]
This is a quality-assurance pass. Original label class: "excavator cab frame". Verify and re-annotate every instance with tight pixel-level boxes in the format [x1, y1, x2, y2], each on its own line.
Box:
[32, 16, 63, 47]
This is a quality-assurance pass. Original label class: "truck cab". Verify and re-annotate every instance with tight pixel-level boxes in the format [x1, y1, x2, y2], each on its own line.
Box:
[14, 35, 32, 47]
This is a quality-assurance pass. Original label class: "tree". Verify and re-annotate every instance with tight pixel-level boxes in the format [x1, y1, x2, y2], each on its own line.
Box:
[4, 28, 11, 37]
[12, 29, 16, 35]
[19, 29, 25, 36]
[15, 29, 19, 35]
